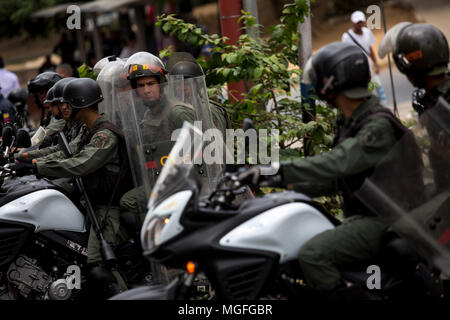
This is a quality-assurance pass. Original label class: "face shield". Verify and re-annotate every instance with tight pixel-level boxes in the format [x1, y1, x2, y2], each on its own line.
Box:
[302, 56, 316, 87]
[97, 60, 126, 126]
[114, 75, 184, 196]
[168, 74, 225, 196]
[93, 56, 122, 78]
[378, 22, 412, 59]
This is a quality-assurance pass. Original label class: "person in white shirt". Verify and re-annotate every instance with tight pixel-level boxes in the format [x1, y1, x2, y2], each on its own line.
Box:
[0, 56, 20, 98]
[342, 11, 380, 75]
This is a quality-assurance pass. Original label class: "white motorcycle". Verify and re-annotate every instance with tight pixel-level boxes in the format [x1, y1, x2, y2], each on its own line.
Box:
[0, 131, 151, 300]
[112, 122, 448, 300]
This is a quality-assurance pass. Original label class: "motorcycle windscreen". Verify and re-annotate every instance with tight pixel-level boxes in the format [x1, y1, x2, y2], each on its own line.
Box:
[148, 122, 204, 211]
[168, 75, 225, 196]
[355, 97, 450, 276]
[97, 60, 126, 126]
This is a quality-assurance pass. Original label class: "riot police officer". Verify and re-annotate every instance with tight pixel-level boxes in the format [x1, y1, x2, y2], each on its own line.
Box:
[379, 23, 450, 191]
[10, 77, 133, 296]
[166, 55, 231, 138]
[117, 52, 197, 222]
[240, 42, 418, 299]
[19, 77, 87, 160]
[379, 23, 450, 273]
[7, 87, 29, 128]
[27, 71, 64, 144]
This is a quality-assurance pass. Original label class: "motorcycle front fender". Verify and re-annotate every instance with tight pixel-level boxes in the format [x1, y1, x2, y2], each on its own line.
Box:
[109, 278, 180, 300]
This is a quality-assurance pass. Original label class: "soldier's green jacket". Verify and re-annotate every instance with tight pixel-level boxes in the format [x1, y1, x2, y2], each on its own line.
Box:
[26, 121, 87, 160]
[36, 115, 120, 179]
[209, 100, 231, 138]
[140, 95, 196, 140]
[280, 96, 397, 197]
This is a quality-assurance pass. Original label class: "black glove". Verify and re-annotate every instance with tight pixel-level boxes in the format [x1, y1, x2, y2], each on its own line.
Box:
[0, 155, 8, 166]
[237, 166, 262, 186]
[9, 160, 36, 176]
[237, 165, 284, 188]
[15, 157, 33, 164]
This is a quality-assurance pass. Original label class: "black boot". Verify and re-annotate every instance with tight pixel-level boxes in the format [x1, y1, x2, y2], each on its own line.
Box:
[86, 264, 121, 299]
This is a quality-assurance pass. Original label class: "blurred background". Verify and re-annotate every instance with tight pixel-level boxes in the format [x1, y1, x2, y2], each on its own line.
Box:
[0, 0, 449, 119]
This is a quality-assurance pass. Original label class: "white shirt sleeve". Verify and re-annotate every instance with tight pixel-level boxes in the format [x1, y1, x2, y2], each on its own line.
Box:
[13, 74, 19, 89]
[341, 31, 350, 44]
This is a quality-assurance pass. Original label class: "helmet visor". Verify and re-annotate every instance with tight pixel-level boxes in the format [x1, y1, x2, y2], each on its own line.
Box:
[378, 22, 412, 59]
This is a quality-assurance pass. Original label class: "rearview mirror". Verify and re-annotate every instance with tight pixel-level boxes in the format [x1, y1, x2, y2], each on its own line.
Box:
[16, 129, 31, 148]
[1, 126, 13, 150]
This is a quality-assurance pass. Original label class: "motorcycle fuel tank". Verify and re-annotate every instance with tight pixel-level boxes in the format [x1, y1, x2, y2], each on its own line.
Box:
[219, 202, 335, 263]
[0, 189, 85, 232]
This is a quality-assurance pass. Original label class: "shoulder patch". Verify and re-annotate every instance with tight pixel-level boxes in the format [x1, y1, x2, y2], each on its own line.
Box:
[91, 131, 111, 148]
[361, 129, 377, 146]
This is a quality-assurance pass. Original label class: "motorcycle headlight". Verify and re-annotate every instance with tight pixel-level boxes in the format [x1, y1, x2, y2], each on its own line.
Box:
[142, 216, 170, 251]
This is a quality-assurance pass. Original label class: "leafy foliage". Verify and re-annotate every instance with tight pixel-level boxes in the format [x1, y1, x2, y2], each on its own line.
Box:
[0, 0, 63, 37]
[77, 63, 96, 80]
[156, 0, 336, 160]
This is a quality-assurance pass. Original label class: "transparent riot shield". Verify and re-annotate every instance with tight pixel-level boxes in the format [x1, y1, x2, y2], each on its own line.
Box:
[355, 97, 450, 277]
[115, 77, 219, 198]
[168, 75, 225, 196]
[97, 59, 126, 126]
[116, 78, 218, 285]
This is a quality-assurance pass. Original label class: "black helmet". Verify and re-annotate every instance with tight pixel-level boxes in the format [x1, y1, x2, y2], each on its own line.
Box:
[27, 71, 63, 94]
[62, 78, 103, 109]
[125, 52, 166, 88]
[303, 42, 371, 102]
[168, 61, 204, 78]
[7, 88, 28, 106]
[52, 77, 76, 103]
[166, 52, 197, 73]
[44, 86, 55, 104]
[393, 23, 449, 77]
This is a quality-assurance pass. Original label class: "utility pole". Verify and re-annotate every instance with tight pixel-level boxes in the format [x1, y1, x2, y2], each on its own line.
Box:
[218, 0, 246, 102]
[243, 0, 259, 39]
[298, 0, 315, 156]
[380, 0, 399, 117]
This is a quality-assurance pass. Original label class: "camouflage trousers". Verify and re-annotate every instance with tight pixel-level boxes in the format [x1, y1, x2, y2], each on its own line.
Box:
[298, 215, 389, 291]
[87, 205, 129, 290]
[119, 185, 149, 224]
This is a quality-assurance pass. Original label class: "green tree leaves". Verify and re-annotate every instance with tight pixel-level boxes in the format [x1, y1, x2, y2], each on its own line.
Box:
[0, 0, 60, 37]
[157, 0, 333, 157]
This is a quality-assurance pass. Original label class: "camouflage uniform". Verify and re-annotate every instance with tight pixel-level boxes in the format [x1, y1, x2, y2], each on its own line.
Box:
[36, 118, 66, 149]
[35, 115, 129, 265]
[26, 120, 86, 159]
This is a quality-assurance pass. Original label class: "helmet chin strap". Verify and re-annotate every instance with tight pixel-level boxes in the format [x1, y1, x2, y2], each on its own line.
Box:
[70, 107, 81, 120]
[409, 71, 427, 89]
